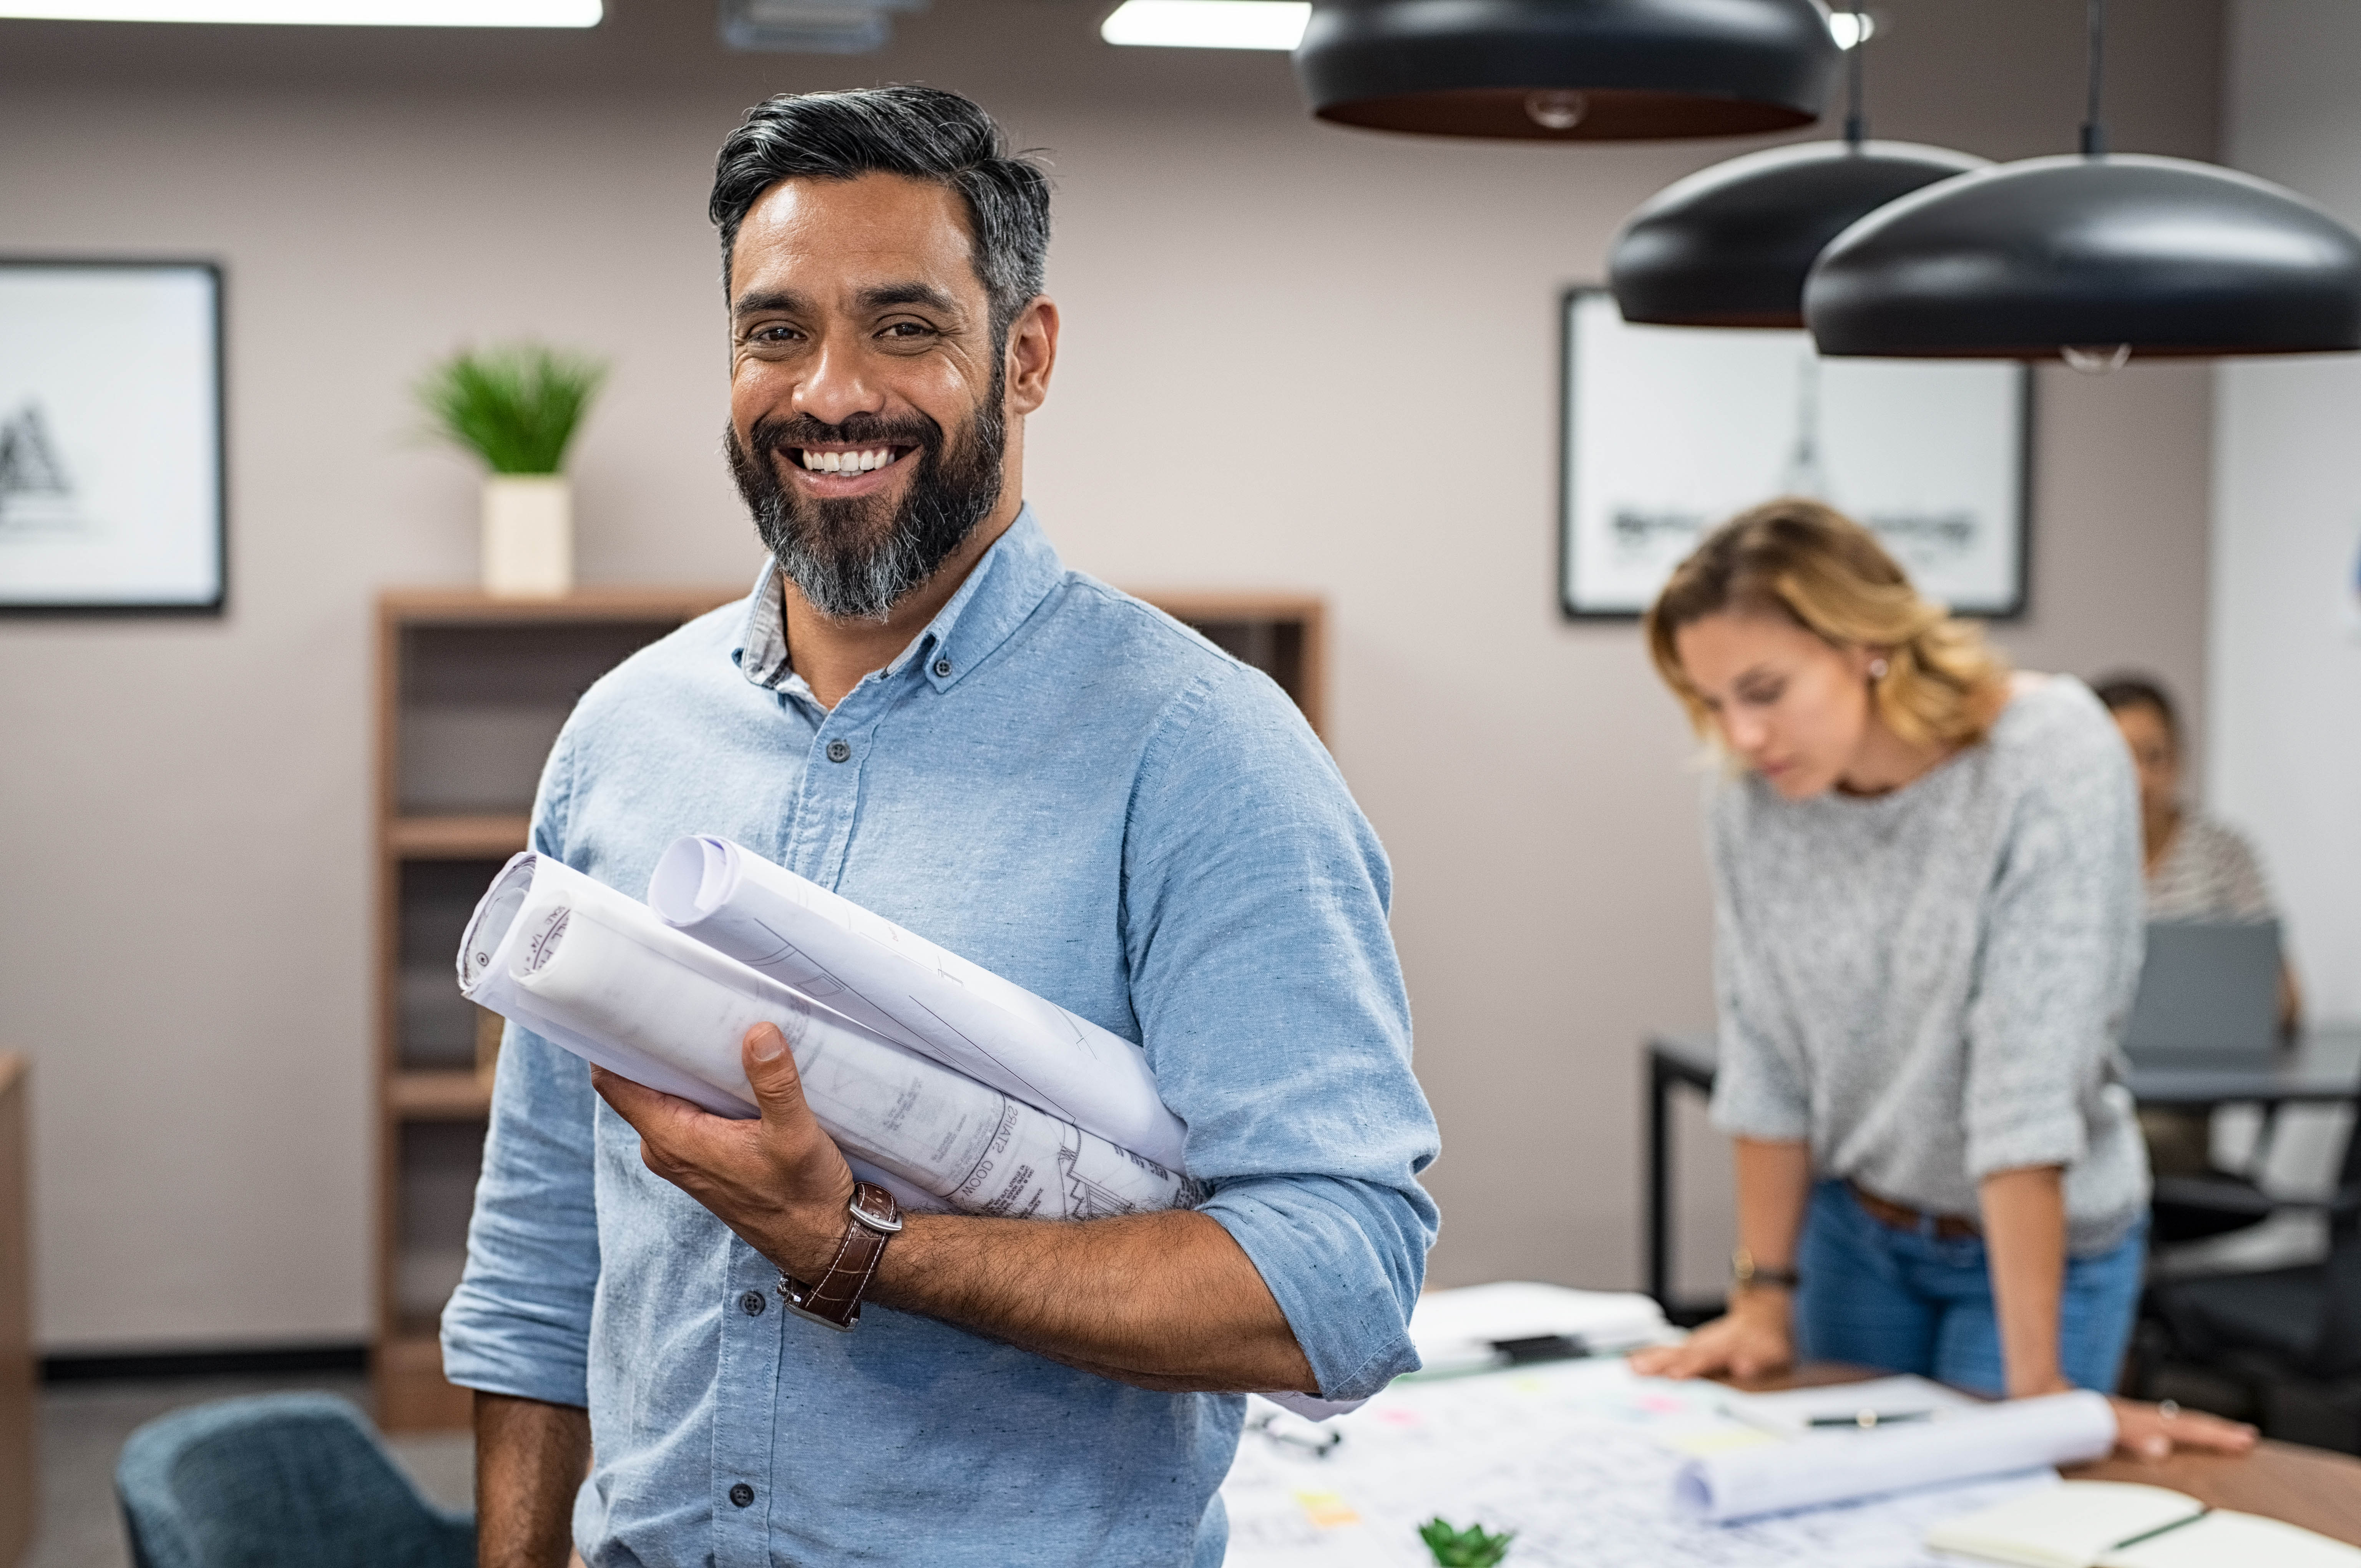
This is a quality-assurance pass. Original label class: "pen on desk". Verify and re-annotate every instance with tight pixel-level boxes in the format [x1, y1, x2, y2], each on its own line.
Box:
[1808, 1409, 1936, 1429]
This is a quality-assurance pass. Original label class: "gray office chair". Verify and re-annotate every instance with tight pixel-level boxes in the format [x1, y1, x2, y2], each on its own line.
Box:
[116, 1392, 474, 1568]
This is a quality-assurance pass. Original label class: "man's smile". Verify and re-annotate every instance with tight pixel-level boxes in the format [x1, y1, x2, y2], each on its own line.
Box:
[780, 442, 918, 496]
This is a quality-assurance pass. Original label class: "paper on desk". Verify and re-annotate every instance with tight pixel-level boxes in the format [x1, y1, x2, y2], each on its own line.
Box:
[458, 852, 1195, 1222]
[1923, 1480, 2206, 1567]
[1724, 1374, 1979, 1435]
[648, 835, 1187, 1171]
[2099, 1511, 2361, 1568]
[1677, 1390, 2116, 1523]
[1408, 1282, 1672, 1375]
[1222, 1356, 2055, 1568]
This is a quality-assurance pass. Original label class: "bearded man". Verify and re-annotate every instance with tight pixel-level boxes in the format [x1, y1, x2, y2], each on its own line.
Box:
[442, 86, 1440, 1568]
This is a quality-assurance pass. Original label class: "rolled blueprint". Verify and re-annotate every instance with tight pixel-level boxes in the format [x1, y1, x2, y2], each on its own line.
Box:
[647, 835, 1188, 1172]
[458, 853, 1195, 1223]
[1674, 1390, 2117, 1523]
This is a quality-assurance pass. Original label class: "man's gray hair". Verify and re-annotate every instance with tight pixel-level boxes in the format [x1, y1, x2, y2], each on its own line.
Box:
[709, 85, 1051, 338]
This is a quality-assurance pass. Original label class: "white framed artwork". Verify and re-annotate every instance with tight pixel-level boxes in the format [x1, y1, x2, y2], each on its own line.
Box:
[1559, 288, 2030, 620]
[0, 260, 225, 613]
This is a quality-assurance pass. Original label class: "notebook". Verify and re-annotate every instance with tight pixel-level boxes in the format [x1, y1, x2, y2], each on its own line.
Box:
[1926, 1479, 2361, 1567]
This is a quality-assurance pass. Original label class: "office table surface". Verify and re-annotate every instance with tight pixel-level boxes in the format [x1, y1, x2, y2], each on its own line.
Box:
[1745, 1364, 2361, 1546]
[1653, 1027, 2361, 1107]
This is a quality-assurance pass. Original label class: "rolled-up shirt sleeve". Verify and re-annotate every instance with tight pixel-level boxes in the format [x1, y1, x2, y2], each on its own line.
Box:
[1121, 662, 1440, 1403]
[1962, 726, 2143, 1180]
[440, 730, 603, 1408]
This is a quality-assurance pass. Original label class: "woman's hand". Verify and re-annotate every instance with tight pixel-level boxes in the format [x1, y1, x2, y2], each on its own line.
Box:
[2107, 1396, 2258, 1459]
[1629, 1292, 1794, 1382]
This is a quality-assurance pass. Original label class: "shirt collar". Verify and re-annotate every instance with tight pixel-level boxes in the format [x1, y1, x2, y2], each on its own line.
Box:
[729, 504, 1064, 699]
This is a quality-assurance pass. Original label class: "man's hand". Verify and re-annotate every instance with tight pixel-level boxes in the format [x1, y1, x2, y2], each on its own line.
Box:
[590, 1023, 858, 1283]
[593, 1023, 1318, 1394]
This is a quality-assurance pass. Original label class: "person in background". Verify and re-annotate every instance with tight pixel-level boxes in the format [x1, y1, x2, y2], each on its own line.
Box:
[1629, 500, 2252, 1459]
[2095, 673, 2298, 1195]
[2094, 673, 2300, 1032]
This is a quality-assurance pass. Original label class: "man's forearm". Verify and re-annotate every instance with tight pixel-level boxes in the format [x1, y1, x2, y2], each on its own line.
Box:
[869, 1207, 1317, 1394]
[475, 1391, 590, 1568]
[1979, 1164, 2069, 1395]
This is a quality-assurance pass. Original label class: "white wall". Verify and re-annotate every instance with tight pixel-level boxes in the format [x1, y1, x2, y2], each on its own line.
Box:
[2214, 0, 2361, 1028]
[0, 0, 2224, 1350]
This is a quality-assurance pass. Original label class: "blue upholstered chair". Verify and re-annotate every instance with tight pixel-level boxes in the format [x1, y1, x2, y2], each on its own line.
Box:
[115, 1392, 474, 1568]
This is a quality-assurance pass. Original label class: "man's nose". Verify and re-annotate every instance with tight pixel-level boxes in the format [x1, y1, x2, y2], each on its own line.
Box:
[794, 334, 886, 425]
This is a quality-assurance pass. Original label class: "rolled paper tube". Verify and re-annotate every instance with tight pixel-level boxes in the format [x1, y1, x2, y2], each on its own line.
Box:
[648, 835, 1188, 1171]
[458, 853, 1194, 1222]
[1673, 1390, 2117, 1522]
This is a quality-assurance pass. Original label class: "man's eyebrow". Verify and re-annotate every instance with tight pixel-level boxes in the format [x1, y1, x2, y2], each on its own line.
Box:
[858, 282, 960, 314]
[732, 287, 808, 320]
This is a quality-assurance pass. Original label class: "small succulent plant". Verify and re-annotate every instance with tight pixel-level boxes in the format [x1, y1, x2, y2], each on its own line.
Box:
[1418, 1517, 1515, 1566]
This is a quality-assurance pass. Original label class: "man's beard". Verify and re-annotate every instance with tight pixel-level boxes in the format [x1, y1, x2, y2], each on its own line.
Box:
[726, 383, 1006, 623]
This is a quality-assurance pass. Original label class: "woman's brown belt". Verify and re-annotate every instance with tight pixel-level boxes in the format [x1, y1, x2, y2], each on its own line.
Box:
[1847, 1180, 1983, 1240]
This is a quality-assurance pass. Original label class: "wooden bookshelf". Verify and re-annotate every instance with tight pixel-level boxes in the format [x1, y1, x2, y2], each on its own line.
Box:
[370, 584, 1325, 1431]
[373, 587, 742, 1432]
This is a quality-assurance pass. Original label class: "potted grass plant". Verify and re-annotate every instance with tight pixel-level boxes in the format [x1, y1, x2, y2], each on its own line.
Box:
[417, 342, 607, 598]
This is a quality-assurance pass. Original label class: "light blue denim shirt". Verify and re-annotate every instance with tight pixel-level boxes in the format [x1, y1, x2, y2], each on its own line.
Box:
[442, 507, 1441, 1567]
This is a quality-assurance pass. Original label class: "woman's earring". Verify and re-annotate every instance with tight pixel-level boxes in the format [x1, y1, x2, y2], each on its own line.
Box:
[1868, 657, 1889, 680]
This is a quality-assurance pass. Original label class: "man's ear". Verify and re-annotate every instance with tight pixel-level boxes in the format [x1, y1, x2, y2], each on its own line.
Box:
[1005, 296, 1059, 417]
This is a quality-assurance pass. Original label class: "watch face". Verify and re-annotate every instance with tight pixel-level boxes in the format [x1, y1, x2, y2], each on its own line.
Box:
[850, 1183, 903, 1232]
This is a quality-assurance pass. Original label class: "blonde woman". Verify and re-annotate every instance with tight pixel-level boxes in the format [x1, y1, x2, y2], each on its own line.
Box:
[1628, 500, 2253, 1458]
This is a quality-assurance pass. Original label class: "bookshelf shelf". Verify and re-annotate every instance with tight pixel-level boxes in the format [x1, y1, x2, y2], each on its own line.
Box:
[384, 815, 531, 859]
[390, 1070, 495, 1120]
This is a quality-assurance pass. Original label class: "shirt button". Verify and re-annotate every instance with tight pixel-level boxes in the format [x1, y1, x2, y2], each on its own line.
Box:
[825, 739, 851, 764]
[729, 1482, 755, 1508]
[740, 1291, 766, 1316]
[933, 657, 953, 678]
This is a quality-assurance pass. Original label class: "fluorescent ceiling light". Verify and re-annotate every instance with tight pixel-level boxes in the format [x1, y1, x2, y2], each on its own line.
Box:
[1101, 0, 1307, 50]
[0, 0, 599, 23]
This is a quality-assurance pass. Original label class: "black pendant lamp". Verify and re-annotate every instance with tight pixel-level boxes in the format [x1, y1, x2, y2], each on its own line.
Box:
[1805, 0, 2361, 360]
[1608, 6, 1987, 327]
[1293, 0, 1841, 142]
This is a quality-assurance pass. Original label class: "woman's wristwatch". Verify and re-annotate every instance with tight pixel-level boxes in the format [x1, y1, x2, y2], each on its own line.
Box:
[777, 1182, 904, 1331]
[1731, 1246, 1801, 1293]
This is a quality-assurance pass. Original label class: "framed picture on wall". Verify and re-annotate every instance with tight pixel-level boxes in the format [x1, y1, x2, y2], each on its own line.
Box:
[1559, 288, 2031, 620]
[0, 259, 225, 613]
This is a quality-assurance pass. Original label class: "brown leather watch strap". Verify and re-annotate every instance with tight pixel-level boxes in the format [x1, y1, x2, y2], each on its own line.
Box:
[778, 1182, 902, 1331]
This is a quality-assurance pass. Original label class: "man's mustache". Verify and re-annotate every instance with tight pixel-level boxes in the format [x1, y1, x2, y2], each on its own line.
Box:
[748, 412, 941, 457]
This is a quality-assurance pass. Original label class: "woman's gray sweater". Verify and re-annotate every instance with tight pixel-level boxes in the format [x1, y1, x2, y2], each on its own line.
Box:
[1706, 677, 2151, 1255]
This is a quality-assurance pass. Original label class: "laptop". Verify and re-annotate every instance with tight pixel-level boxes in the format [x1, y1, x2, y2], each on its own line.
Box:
[2123, 919, 2284, 1060]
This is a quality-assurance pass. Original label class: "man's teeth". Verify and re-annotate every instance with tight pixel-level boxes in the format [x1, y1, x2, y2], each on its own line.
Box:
[801, 447, 896, 473]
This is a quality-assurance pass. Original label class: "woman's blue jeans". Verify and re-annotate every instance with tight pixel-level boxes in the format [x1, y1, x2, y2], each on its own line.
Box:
[1791, 1178, 2147, 1395]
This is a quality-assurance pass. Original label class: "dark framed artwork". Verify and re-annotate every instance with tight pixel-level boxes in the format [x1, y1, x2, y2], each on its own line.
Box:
[0, 259, 226, 613]
[1559, 288, 2032, 620]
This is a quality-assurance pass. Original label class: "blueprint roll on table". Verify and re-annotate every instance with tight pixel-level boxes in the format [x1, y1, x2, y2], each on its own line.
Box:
[457, 852, 1195, 1222]
[647, 834, 1188, 1172]
[1675, 1390, 2118, 1523]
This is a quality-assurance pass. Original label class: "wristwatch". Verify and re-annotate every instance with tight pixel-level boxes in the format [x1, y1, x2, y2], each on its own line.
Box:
[777, 1182, 903, 1331]
[1731, 1246, 1801, 1293]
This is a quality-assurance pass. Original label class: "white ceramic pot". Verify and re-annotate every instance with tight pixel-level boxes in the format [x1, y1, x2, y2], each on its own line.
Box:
[480, 473, 573, 598]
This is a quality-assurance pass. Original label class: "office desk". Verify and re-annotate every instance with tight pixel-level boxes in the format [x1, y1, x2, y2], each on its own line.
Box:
[1645, 1029, 2361, 1312]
